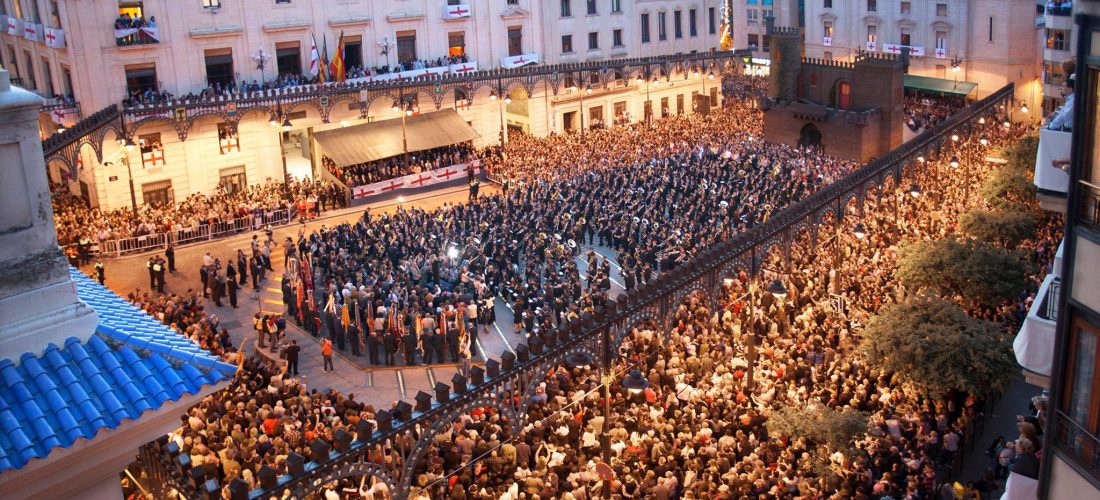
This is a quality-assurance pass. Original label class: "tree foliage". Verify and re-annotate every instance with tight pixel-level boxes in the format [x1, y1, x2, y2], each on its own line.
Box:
[858, 296, 1018, 397]
[998, 134, 1039, 173]
[984, 134, 1040, 211]
[981, 167, 1037, 211]
[766, 404, 869, 451]
[897, 238, 1030, 307]
[959, 208, 1038, 248]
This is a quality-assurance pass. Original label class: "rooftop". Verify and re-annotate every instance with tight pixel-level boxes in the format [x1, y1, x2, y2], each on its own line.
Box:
[0, 268, 236, 472]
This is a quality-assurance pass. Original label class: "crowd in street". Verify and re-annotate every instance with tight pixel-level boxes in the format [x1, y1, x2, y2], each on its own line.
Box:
[324, 143, 482, 189]
[51, 179, 331, 248]
[297, 98, 859, 368]
[133, 82, 1060, 499]
[390, 115, 1057, 500]
[904, 94, 967, 133]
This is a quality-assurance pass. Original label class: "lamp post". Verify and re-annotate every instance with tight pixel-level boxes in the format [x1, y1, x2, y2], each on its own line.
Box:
[271, 103, 292, 183]
[746, 279, 787, 391]
[252, 47, 272, 86]
[395, 90, 412, 169]
[580, 84, 592, 137]
[490, 79, 509, 145]
[378, 35, 395, 72]
[950, 55, 962, 89]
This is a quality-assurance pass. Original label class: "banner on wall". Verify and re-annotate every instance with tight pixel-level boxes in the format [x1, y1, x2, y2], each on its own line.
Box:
[7, 17, 23, 36]
[443, 4, 472, 19]
[45, 27, 65, 48]
[351, 160, 482, 199]
[114, 26, 160, 42]
[882, 44, 925, 56]
[500, 53, 539, 69]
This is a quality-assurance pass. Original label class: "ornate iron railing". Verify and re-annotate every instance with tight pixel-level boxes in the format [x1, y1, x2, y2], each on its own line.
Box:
[1053, 410, 1100, 483]
[1077, 179, 1100, 233]
[150, 83, 1017, 500]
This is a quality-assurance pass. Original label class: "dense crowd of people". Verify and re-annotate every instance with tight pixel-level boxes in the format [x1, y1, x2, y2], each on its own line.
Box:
[51, 179, 337, 248]
[324, 143, 482, 190]
[128, 81, 1058, 499]
[388, 116, 1056, 499]
[297, 100, 859, 368]
[904, 94, 967, 133]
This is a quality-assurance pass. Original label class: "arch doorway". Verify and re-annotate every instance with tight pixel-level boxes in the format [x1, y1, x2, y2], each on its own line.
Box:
[799, 123, 823, 149]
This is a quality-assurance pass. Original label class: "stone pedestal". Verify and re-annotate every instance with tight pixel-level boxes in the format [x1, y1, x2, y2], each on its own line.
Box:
[0, 68, 97, 360]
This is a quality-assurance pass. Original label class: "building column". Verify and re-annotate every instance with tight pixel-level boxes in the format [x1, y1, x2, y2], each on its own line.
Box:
[0, 68, 98, 361]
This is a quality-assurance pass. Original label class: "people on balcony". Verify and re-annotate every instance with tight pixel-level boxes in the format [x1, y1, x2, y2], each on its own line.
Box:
[1046, 75, 1075, 132]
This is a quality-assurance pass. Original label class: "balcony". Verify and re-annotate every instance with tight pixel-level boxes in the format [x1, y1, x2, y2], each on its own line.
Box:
[1080, 180, 1100, 234]
[1013, 272, 1061, 386]
[1046, 1, 1073, 17]
[114, 24, 160, 47]
[1036, 127, 1071, 211]
[1053, 410, 1100, 485]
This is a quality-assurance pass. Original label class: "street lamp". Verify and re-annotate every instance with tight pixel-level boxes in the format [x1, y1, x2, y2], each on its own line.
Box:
[909, 183, 922, 198]
[979, 136, 989, 146]
[252, 48, 272, 86]
[949, 155, 960, 168]
[281, 118, 292, 132]
[378, 35, 395, 72]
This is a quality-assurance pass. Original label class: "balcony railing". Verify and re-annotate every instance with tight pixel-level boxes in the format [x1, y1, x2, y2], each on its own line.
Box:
[1053, 410, 1100, 483]
[1079, 179, 1100, 232]
[1039, 276, 1062, 321]
[114, 24, 160, 47]
[1046, 2, 1073, 17]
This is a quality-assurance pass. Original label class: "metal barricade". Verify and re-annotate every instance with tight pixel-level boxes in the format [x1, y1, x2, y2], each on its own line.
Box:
[172, 224, 210, 245]
[112, 232, 168, 256]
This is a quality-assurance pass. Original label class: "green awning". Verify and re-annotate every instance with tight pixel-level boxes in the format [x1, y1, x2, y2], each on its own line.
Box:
[904, 74, 977, 97]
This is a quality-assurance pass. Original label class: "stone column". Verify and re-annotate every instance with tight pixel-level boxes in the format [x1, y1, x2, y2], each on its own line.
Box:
[0, 68, 97, 360]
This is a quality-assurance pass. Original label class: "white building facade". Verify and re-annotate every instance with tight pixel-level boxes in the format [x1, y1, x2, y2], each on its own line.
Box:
[0, 0, 724, 210]
[802, 0, 1043, 108]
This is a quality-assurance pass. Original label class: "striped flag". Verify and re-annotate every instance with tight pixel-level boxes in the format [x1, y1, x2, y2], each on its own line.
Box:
[309, 33, 321, 80]
[329, 31, 346, 82]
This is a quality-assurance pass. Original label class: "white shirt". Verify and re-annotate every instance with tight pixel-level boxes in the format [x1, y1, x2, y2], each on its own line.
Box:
[1048, 92, 1074, 131]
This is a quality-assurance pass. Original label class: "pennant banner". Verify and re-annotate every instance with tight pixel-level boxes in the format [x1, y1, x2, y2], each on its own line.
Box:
[352, 161, 482, 199]
[24, 22, 40, 41]
[500, 53, 539, 69]
[345, 62, 479, 85]
[44, 27, 65, 48]
[443, 4, 472, 19]
[7, 17, 23, 36]
[882, 44, 925, 56]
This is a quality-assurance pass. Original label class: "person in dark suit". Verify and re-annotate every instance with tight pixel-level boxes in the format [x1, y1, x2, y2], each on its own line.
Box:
[199, 265, 209, 298]
[147, 257, 156, 289]
[383, 332, 397, 366]
[367, 330, 381, 364]
[283, 340, 301, 376]
[236, 250, 248, 285]
[227, 276, 239, 308]
[403, 331, 418, 366]
[165, 243, 176, 272]
[249, 256, 262, 290]
[446, 327, 460, 363]
[432, 330, 446, 365]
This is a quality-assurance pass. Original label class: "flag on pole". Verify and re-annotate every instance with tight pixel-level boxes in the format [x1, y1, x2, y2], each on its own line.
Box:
[330, 31, 346, 82]
[309, 33, 321, 80]
[319, 34, 329, 83]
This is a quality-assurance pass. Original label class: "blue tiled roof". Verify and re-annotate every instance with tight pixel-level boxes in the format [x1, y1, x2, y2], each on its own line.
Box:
[0, 267, 236, 472]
